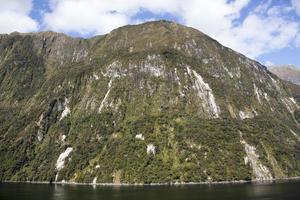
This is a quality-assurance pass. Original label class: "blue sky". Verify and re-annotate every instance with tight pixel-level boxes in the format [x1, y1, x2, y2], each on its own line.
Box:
[1, 0, 300, 67]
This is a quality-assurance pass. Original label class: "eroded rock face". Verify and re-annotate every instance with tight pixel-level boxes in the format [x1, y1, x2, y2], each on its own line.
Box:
[186, 66, 220, 118]
[59, 98, 71, 121]
[240, 132, 273, 181]
[0, 21, 299, 184]
[55, 147, 73, 182]
[56, 147, 73, 171]
[146, 144, 156, 155]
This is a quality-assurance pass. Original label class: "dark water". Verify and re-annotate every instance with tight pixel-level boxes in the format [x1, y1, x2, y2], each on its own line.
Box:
[1, 181, 300, 200]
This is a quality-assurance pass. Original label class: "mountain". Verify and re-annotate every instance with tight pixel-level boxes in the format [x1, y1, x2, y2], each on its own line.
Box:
[269, 65, 300, 85]
[0, 21, 299, 184]
[269, 65, 300, 102]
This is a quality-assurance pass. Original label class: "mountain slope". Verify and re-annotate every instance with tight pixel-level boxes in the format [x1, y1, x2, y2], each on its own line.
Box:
[0, 21, 299, 184]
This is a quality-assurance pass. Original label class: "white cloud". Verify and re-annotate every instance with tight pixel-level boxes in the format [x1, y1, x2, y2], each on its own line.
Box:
[43, 0, 183, 35]
[265, 60, 274, 67]
[181, 0, 250, 37]
[43, 0, 130, 35]
[179, 1, 299, 58]
[219, 9, 299, 58]
[182, 1, 299, 58]
[295, 33, 300, 47]
[0, 0, 38, 33]
[43, 0, 251, 36]
[292, 0, 300, 15]
[42, 0, 300, 58]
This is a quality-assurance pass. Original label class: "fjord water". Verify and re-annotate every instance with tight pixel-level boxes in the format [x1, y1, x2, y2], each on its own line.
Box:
[1, 181, 300, 200]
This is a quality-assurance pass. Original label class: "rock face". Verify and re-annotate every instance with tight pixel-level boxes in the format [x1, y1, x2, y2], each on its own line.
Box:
[269, 65, 300, 85]
[0, 21, 299, 184]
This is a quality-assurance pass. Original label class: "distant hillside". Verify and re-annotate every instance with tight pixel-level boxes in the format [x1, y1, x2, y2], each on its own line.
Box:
[269, 65, 300, 85]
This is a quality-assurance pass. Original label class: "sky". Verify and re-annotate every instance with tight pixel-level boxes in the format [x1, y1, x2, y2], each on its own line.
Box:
[1, 0, 300, 67]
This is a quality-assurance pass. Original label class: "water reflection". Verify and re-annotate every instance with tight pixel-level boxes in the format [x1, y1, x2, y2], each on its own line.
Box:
[1, 180, 299, 200]
[251, 183, 274, 197]
[52, 184, 66, 200]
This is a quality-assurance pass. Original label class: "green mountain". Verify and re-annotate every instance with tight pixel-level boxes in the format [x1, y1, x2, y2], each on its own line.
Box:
[0, 21, 299, 184]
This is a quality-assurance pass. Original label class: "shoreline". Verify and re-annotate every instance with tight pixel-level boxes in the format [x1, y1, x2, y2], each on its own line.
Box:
[2, 177, 300, 187]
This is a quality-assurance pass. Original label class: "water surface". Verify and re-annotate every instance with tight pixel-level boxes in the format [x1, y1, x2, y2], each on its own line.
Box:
[1, 181, 300, 200]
